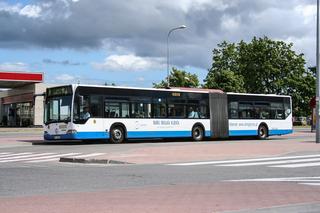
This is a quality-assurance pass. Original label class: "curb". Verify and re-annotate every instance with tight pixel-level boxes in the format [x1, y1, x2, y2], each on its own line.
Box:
[59, 157, 132, 165]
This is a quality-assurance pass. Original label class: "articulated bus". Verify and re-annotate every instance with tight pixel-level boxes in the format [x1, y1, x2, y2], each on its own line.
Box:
[43, 84, 292, 142]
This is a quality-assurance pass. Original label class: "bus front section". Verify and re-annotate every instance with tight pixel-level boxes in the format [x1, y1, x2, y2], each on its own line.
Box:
[44, 85, 76, 140]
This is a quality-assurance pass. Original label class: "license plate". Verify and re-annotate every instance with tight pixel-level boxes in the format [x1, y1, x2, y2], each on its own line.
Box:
[53, 136, 61, 140]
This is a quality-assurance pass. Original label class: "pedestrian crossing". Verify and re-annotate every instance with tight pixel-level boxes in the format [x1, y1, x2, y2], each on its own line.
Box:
[168, 154, 320, 168]
[226, 177, 320, 186]
[0, 152, 104, 163]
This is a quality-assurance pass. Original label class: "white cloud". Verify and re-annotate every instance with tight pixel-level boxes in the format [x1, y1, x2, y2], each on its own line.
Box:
[19, 5, 42, 18]
[169, 0, 234, 12]
[220, 15, 240, 32]
[0, 62, 29, 71]
[295, 4, 316, 24]
[56, 74, 75, 81]
[0, 3, 42, 18]
[92, 54, 165, 71]
[137, 77, 145, 82]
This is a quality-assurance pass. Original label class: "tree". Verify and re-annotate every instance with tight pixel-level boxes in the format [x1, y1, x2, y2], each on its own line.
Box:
[204, 36, 315, 116]
[153, 67, 199, 88]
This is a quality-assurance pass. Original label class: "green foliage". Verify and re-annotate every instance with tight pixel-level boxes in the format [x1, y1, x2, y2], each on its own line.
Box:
[204, 36, 315, 116]
[153, 67, 199, 88]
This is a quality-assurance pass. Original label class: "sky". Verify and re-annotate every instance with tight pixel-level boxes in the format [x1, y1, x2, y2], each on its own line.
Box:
[0, 0, 317, 87]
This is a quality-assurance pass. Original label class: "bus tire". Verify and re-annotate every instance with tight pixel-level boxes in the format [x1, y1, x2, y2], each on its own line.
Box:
[110, 126, 125, 143]
[192, 125, 204, 141]
[257, 124, 268, 140]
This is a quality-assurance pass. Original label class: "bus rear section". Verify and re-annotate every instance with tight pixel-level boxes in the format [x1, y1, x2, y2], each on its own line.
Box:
[225, 93, 293, 139]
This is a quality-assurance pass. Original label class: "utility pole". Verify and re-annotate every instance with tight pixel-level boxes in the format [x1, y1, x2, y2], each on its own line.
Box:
[316, 0, 320, 143]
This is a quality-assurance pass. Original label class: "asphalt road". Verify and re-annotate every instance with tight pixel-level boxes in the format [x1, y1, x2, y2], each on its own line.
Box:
[0, 128, 320, 212]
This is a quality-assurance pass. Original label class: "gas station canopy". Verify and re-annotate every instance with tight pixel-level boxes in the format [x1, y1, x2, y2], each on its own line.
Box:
[0, 71, 43, 88]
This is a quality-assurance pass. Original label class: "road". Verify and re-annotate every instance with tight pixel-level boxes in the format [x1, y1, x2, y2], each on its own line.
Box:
[0, 128, 320, 212]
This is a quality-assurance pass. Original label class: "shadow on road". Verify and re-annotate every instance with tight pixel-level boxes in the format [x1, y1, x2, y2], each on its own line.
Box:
[17, 135, 287, 146]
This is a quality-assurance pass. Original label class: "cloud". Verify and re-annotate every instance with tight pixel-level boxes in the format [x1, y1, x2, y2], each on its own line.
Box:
[19, 5, 42, 18]
[43, 58, 83, 66]
[92, 54, 165, 71]
[0, 0, 318, 69]
[0, 62, 29, 71]
[55, 74, 75, 81]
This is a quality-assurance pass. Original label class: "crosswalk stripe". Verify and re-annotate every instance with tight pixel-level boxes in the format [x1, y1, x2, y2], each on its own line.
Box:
[218, 157, 320, 167]
[0, 152, 11, 156]
[26, 153, 82, 163]
[272, 162, 320, 168]
[27, 153, 105, 163]
[0, 153, 55, 161]
[67, 153, 105, 158]
[227, 177, 320, 182]
[168, 154, 320, 166]
[1, 153, 82, 163]
[300, 183, 320, 186]
[0, 152, 32, 159]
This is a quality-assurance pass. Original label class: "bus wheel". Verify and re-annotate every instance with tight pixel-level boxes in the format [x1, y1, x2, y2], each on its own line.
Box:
[258, 124, 268, 140]
[110, 126, 125, 143]
[192, 126, 204, 141]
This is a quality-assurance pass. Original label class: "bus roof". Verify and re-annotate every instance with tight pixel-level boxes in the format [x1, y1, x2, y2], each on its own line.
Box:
[48, 84, 290, 97]
[69, 84, 224, 94]
[227, 92, 291, 98]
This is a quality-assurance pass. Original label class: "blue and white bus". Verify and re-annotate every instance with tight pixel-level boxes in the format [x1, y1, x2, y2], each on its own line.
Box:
[43, 84, 292, 142]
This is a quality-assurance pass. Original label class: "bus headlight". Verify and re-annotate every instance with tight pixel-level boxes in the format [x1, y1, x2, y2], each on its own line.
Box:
[66, 129, 77, 134]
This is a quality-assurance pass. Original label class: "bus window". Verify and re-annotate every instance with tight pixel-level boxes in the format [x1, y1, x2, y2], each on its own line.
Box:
[90, 95, 103, 118]
[270, 102, 284, 119]
[121, 103, 130, 118]
[153, 98, 167, 118]
[168, 104, 186, 118]
[254, 103, 270, 119]
[228, 101, 238, 119]
[284, 98, 291, 118]
[105, 102, 120, 118]
[239, 102, 254, 119]
[131, 103, 151, 118]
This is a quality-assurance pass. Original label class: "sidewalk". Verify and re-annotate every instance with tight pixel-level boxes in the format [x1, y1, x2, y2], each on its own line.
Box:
[0, 127, 43, 133]
[61, 131, 320, 165]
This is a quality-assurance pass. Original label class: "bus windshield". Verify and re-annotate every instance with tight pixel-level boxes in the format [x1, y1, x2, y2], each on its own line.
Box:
[45, 95, 72, 124]
[45, 86, 73, 124]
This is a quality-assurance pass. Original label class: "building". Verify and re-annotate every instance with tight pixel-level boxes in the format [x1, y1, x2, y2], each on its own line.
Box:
[0, 71, 47, 127]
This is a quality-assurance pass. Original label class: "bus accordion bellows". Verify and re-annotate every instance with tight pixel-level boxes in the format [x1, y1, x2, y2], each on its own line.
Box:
[43, 84, 293, 142]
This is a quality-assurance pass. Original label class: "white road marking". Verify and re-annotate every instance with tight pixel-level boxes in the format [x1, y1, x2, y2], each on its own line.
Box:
[272, 162, 320, 168]
[0, 152, 11, 156]
[168, 154, 320, 166]
[219, 157, 320, 167]
[225, 177, 320, 186]
[66, 153, 105, 158]
[0, 153, 55, 162]
[299, 183, 320, 186]
[29, 153, 105, 163]
[0, 152, 33, 159]
[226, 177, 320, 182]
[1, 153, 81, 163]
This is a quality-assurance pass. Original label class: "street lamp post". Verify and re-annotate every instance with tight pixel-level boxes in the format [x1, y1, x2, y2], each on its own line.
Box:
[317, 0, 320, 143]
[167, 25, 187, 88]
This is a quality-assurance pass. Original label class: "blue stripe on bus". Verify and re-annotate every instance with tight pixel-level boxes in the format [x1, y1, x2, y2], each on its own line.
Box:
[229, 130, 258, 136]
[269, 129, 293, 135]
[44, 130, 212, 140]
[229, 129, 293, 136]
[44, 132, 109, 140]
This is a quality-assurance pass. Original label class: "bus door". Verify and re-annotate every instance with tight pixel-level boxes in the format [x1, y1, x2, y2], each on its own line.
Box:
[209, 92, 229, 138]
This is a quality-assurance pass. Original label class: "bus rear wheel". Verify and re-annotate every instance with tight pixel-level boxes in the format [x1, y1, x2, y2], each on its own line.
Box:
[192, 126, 204, 141]
[258, 124, 268, 140]
[110, 126, 125, 143]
